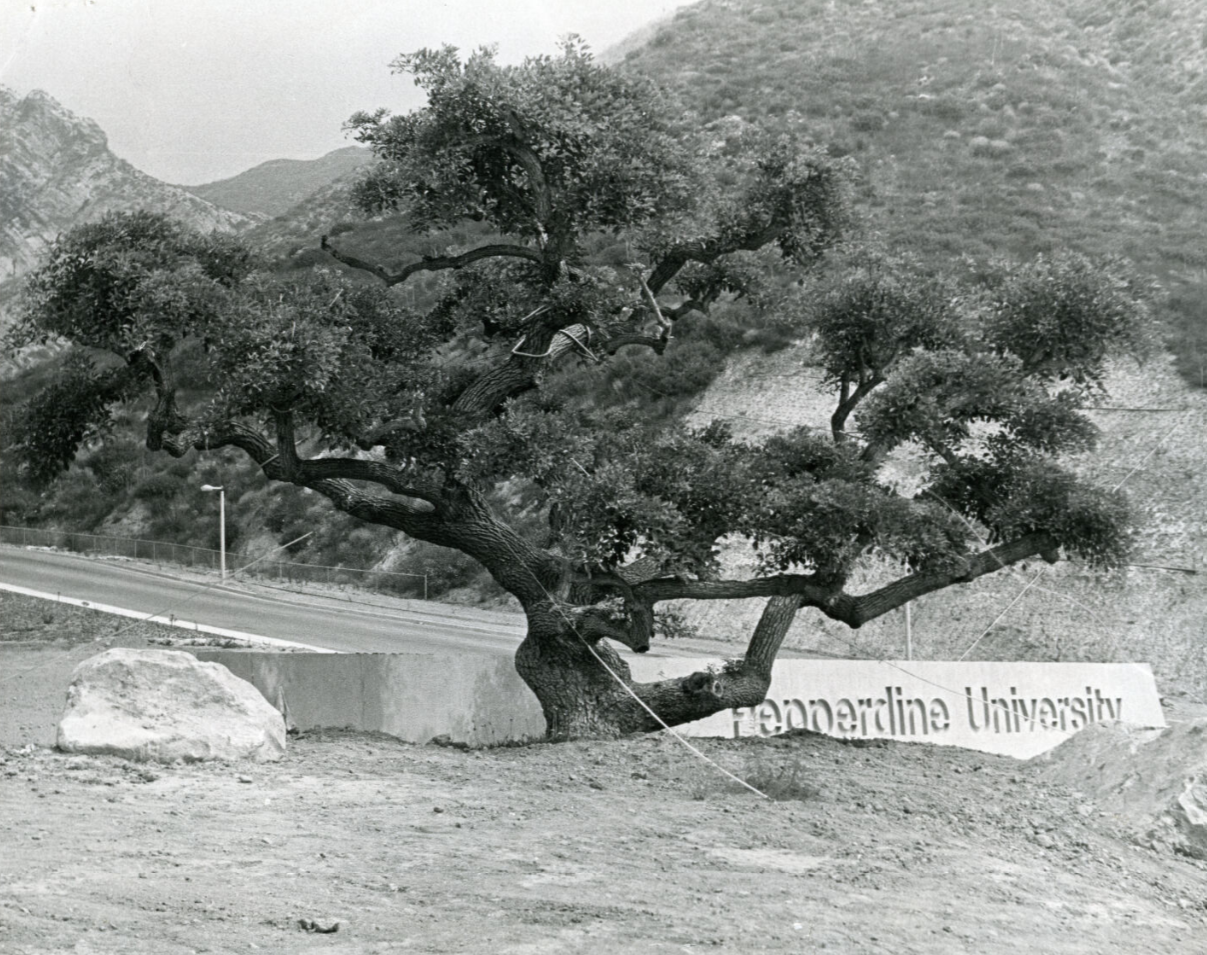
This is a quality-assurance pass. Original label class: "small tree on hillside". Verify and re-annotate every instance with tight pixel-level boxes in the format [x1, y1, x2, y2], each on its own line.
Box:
[8, 44, 1153, 739]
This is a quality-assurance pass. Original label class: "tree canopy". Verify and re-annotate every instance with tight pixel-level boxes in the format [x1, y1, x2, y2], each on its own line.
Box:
[8, 44, 1155, 739]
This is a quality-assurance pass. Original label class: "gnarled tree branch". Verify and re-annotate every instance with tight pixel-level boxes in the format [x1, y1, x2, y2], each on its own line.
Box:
[634, 531, 1061, 628]
[321, 236, 543, 286]
[743, 594, 805, 678]
[600, 332, 669, 356]
[297, 458, 445, 507]
[453, 324, 590, 414]
[831, 374, 883, 442]
[647, 221, 786, 297]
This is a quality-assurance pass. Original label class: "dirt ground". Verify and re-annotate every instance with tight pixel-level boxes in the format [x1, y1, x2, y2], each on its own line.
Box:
[3, 596, 1207, 953]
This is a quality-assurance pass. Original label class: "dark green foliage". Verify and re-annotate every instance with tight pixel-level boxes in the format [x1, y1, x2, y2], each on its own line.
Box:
[982, 253, 1158, 386]
[7, 353, 141, 487]
[740, 428, 970, 577]
[1163, 285, 1207, 390]
[82, 439, 142, 494]
[12, 210, 257, 354]
[132, 472, 181, 501]
[805, 251, 965, 386]
[857, 350, 1048, 453]
[610, 338, 726, 401]
[203, 272, 442, 444]
[545, 424, 747, 575]
[930, 458, 1133, 569]
[36, 468, 125, 533]
[347, 39, 696, 237]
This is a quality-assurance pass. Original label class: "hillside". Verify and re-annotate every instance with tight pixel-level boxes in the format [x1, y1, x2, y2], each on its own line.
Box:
[0, 87, 255, 365]
[243, 170, 366, 263]
[0, 87, 252, 292]
[184, 146, 371, 218]
[620, 0, 1207, 391]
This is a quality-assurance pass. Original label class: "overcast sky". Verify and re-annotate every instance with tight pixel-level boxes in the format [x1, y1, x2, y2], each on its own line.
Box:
[1, 0, 695, 185]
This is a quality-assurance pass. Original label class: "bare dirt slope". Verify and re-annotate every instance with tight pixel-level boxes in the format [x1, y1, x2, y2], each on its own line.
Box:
[2, 728, 1206, 954]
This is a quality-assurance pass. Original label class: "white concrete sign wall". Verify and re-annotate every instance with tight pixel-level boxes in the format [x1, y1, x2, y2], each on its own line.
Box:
[628, 659, 1166, 759]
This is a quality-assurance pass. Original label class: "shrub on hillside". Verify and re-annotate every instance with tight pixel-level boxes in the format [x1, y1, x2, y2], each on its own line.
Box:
[44, 469, 122, 532]
[1164, 285, 1207, 390]
[914, 95, 965, 124]
[83, 441, 140, 494]
[970, 136, 1013, 158]
[379, 538, 508, 600]
[132, 473, 179, 501]
[850, 110, 887, 133]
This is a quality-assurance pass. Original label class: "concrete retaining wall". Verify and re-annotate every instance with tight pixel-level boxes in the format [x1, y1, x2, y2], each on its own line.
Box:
[191, 651, 1168, 757]
[192, 651, 545, 745]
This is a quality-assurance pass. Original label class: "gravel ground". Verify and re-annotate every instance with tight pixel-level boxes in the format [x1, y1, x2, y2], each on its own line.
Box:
[2, 728, 1206, 954]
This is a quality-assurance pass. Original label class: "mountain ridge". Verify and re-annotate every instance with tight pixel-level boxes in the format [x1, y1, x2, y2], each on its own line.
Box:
[0, 86, 252, 289]
[182, 146, 371, 218]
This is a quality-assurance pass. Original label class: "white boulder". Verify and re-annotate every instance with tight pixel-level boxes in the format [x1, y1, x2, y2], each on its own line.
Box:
[58, 648, 286, 762]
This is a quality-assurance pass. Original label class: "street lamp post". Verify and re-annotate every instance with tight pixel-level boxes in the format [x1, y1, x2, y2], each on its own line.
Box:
[200, 485, 226, 580]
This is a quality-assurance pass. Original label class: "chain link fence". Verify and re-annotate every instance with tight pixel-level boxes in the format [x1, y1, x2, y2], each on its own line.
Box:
[0, 525, 428, 599]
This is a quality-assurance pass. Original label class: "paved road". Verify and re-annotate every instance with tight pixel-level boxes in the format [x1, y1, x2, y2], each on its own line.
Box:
[0, 547, 526, 656]
[0, 547, 772, 662]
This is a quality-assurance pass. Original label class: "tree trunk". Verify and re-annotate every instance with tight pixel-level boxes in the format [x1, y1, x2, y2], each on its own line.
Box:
[514, 596, 803, 741]
[514, 626, 641, 740]
[402, 497, 803, 742]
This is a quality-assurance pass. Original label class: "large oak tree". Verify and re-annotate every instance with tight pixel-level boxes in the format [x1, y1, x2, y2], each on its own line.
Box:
[10, 44, 1152, 738]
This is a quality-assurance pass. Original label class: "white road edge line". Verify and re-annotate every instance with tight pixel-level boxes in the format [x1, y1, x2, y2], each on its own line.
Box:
[0, 581, 339, 653]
